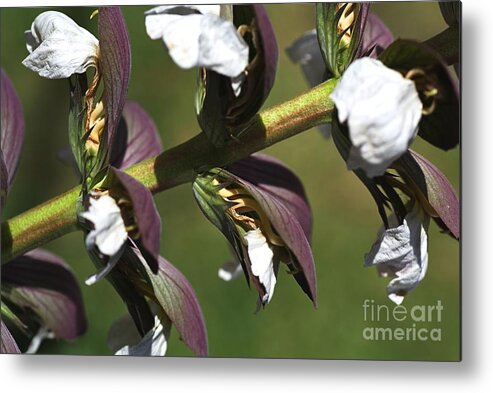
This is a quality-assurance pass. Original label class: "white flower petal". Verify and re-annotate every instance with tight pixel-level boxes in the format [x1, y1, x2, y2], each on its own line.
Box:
[22, 11, 99, 79]
[245, 228, 276, 304]
[218, 260, 243, 281]
[364, 204, 429, 305]
[79, 194, 127, 257]
[196, 14, 249, 77]
[147, 13, 203, 69]
[145, 9, 248, 78]
[330, 58, 423, 177]
[114, 315, 169, 357]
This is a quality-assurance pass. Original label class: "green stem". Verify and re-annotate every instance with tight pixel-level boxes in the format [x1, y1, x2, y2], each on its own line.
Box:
[1, 79, 337, 263]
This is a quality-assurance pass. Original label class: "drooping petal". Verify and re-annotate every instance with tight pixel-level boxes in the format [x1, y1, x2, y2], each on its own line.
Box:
[1, 320, 21, 354]
[79, 193, 127, 257]
[1, 69, 25, 190]
[110, 101, 163, 169]
[226, 155, 316, 304]
[245, 228, 276, 304]
[365, 204, 429, 305]
[110, 314, 170, 357]
[1, 249, 87, 340]
[136, 249, 208, 357]
[331, 57, 422, 177]
[22, 11, 99, 79]
[396, 150, 459, 239]
[110, 168, 161, 273]
[98, 7, 131, 152]
[145, 7, 248, 78]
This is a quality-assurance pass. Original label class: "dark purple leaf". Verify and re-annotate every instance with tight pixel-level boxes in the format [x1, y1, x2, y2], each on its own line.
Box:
[227, 155, 316, 305]
[379, 39, 459, 150]
[140, 253, 208, 357]
[110, 101, 162, 169]
[110, 168, 160, 273]
[360, 11, 393, 58]
[353, 3, 371, 58]
[227, 154, 312, 239]
[1, 320, 21, 354]
[1, 69, 24, 189]
[397, 150, 459, 239]
[253, 4, 278, 102]
[98, 7, 131, 151]
[1, 249, 87, 340]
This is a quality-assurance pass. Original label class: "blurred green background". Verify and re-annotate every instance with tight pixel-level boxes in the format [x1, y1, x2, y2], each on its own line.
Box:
[1, 3, 459, 360]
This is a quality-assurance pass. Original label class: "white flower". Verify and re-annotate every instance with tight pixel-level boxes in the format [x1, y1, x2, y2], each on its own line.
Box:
[245, 228, 276, 304]
[364, 204, 429, 305]
[22, 11, 99, 79]
[145, 5, 248, 94]
[330, 57, 423, 177]
[109, 315, 169, 357]
[79, 194, 127, 258]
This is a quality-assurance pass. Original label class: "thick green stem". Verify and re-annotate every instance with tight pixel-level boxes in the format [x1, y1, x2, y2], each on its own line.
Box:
[1, 80, 337, 263]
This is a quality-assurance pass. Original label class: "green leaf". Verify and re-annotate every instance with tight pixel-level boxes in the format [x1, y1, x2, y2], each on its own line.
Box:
[316, 3, 370, 77]
[67, 74, 88, 178]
